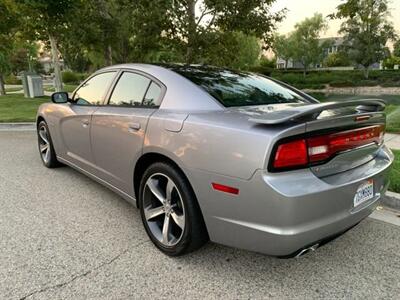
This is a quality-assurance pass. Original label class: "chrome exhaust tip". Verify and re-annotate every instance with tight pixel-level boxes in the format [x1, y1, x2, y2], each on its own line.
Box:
[295, 243, 319, 258]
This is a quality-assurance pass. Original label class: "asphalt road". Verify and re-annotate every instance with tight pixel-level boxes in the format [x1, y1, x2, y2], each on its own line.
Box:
[1, 131, 400, 299]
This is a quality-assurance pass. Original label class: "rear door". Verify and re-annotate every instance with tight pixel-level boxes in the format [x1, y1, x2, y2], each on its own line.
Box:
[90, 70, 165, 195]
[59, 71, 117, 169]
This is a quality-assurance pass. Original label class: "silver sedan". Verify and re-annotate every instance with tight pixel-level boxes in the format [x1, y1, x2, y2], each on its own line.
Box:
[36, 64, 393, 257]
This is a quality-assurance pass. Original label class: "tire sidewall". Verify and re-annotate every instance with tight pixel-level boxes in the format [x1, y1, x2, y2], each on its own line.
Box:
[139, 162, 194, 256]
[37, 120, 57, 168]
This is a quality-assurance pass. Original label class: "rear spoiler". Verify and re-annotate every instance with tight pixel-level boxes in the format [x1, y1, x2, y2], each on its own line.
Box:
[248, 99, 386, 125]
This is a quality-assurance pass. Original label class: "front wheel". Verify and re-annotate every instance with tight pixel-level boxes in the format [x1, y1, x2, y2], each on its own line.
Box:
[139, 162, 208, 256]
[37, 121, 61, 168]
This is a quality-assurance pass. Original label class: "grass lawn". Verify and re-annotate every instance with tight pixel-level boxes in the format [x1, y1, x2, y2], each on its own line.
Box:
[386, 105, 400, 134]
[389, 150, 400, 193]
[0, 94, 50, 122]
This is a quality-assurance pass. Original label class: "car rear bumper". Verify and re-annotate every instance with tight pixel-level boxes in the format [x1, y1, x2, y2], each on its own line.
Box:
[186, 145, 394, 256]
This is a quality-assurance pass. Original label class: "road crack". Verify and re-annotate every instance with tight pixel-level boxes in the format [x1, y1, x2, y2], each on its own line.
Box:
[18, 241, 146, 299]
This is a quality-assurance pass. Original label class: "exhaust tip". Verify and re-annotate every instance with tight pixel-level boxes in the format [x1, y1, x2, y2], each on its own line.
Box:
[295, 243, 319, 258]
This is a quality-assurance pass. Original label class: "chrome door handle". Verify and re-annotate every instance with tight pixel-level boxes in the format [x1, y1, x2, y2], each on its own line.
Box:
[128, 122, 141, 132]
[82, 119, 90, 127]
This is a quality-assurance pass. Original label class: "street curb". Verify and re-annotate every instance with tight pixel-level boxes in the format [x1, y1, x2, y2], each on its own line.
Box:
[382, 191, 400, 210]
[0, 123, 36, 131]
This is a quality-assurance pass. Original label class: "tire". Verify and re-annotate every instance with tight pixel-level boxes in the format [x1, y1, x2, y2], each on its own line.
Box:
[37, 120, 61, 168]
[139, 162, 208, 256]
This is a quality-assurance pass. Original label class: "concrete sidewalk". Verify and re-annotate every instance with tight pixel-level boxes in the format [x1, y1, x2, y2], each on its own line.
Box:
[385, 133, 400, 150]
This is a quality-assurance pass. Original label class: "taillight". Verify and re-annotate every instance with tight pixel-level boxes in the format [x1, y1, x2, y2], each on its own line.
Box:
[271, 125, 385, 171]
[273, 139, 308, 169]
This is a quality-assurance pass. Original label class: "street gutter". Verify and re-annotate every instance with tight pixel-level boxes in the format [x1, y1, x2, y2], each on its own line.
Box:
[0, 123, 36, 131]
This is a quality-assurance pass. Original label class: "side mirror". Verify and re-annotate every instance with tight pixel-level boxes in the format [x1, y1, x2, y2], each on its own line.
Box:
[51, 92, 69, 103]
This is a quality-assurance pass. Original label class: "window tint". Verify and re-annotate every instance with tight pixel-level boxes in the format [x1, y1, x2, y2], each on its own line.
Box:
[170, 66, 309, 107]
[74, 72, 116, 105]
[143, 82, 162, 107]
[109, 72, 151, 106]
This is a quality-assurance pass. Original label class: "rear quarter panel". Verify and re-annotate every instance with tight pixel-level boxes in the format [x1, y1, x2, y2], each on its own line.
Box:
[144, 109, 305, 180]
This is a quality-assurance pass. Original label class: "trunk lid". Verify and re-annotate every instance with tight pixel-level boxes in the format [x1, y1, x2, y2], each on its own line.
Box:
[240, 99, 386, 177]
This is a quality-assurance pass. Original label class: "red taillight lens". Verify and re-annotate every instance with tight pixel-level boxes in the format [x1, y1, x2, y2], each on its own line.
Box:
[271, 125, 385, 171]
[307, 125, 385, 163]
[273, 139, 308, 169]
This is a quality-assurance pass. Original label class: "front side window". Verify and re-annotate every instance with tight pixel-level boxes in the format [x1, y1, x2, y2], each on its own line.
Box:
[73, 72, 116, 105]
[109, 72, 151, 106]
[170, 66, 309, 107]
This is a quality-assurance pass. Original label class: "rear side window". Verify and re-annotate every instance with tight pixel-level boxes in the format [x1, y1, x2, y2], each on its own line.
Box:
[109, 72, 151, 106]
[171, 66, 308, 107]
[143, 82, 162, 107]
[73, 72, 116, 105]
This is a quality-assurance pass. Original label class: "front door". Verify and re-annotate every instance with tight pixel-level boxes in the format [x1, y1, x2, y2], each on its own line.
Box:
[90, 71, 164, 195]
[59, 71, 117, 169]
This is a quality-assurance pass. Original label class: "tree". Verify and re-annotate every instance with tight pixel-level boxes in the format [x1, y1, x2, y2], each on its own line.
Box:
[164, 0, 285, 63]
[16, 0, 81, 91]
[330, 0, 397, 78]
[9, 35, 39, 74]
[393, 40, 400, 57]
[324, 51, 351, 67]
[200, 31, 261, 69]
[273, 34, 295, 70]
[382, 55, 400, 69]
[0, 0, 19, 95]
[291, 13, 328, 76]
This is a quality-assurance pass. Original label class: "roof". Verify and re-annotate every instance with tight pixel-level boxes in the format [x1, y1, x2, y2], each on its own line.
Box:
[99, 63, 224, 111]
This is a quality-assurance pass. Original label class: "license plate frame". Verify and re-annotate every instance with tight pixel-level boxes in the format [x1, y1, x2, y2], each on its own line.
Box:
[354, 179, 374, 207]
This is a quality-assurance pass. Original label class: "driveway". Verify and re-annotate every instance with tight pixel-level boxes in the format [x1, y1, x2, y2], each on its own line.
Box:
[1, 131, 400, 299]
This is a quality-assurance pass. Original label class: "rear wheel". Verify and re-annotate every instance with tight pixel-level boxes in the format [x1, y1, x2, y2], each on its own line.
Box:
[37, 121, 61, 168]
[139, 162, 208, 256]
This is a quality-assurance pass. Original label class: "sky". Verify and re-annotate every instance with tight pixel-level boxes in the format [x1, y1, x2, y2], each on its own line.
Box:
[271, 0, 400, 37]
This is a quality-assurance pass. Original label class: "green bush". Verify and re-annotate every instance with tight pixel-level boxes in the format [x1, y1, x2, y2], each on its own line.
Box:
[62, 71, 80, 84]
[4, 74, 22, 85]
[247, 66, 273, 76]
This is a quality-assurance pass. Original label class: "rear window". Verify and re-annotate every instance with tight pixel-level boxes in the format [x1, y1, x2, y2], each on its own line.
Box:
[172, 66, 308, 107]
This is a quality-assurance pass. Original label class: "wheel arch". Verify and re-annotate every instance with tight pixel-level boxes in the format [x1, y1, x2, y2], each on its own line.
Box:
[36, 115, 45, 128]
[134, 152, 188, 206]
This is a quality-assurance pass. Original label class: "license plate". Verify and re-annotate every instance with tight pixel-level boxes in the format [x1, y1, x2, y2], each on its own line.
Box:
[354, 179, 374, 207]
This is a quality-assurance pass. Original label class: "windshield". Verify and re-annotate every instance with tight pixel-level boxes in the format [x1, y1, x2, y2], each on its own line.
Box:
[170, 65, 309, 107]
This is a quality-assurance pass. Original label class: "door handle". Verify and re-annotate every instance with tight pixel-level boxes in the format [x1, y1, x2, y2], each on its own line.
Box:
[128, 122, 141, 132]
[81, 119, 90, 128]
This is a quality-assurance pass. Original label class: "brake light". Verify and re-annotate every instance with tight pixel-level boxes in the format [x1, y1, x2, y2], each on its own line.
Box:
[271, 125, 385, 171]
[273, 139, 308, 169]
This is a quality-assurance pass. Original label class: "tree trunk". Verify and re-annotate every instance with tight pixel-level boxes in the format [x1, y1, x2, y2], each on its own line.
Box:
[186, 0, 196, 63]
[0, 74, 6, 96]
[105, 45, 113, 66]
[284, 59, 288, 70]
[364, 67, 369, 79]
[49, 34, 63, 92]
[303, 66, 307, 78]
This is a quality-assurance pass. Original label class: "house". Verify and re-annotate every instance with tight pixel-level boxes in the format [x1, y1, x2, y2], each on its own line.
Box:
[276, 37, 345, 70]
[276, 36, 382, 70]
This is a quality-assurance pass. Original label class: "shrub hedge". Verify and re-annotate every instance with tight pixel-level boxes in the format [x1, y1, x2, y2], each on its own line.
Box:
[248, 69, 400, 89]
[62, 71, 88, 84]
